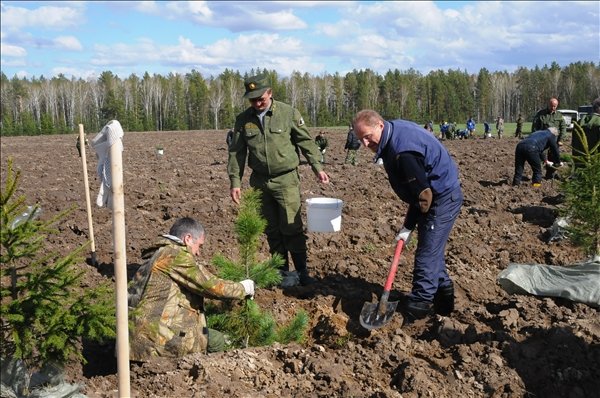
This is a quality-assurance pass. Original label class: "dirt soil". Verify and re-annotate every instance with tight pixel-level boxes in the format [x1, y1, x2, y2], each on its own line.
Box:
[2, 130, 599, 398]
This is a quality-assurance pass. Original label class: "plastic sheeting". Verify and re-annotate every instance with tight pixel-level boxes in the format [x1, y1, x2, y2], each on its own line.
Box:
[497, 260, 600, 307]
[0, 358, 86, 398]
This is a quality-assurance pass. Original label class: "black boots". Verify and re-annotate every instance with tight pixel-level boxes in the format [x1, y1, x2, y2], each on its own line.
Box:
[290, 252, 316, 286]
[433, 283, 455, 316]
[403, 299, 433, 324]
[403, 283, 455, 324]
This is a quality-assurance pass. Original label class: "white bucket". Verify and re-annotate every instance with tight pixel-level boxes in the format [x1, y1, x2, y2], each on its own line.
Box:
[306, 197, 343, 232]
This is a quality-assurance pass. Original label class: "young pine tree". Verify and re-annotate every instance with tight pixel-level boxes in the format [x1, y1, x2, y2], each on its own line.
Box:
[1, 158, 116, 370]
[560, 123, 600, 260]
[207, 188, 308, 348]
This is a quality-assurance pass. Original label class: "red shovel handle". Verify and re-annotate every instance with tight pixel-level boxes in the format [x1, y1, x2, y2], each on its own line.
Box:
[383, 239, 404, 292]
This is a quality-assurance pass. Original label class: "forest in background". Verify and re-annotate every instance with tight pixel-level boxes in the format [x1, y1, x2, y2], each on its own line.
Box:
[1, 61, 598, 136]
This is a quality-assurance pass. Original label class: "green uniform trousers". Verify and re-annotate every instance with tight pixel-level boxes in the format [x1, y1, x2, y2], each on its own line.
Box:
[249, 169, 307, 262]
[345, 149, 358, 165]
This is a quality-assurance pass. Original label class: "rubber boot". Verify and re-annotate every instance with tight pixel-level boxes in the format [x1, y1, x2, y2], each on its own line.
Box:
[272, 250, 289, 272]
[403, 299, 433, 324]
[433, 283, 455, 316]
[291, 252, 316, 286]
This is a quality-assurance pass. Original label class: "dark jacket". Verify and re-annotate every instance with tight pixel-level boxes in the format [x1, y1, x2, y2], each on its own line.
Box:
[345, 129, 361, 150]
[517, 129, 561, 164]
[376, 119, 461, 229]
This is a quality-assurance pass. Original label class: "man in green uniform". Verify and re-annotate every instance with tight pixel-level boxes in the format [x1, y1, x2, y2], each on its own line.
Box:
[228, 73, 330, 286]
[574, 97, 600, 166]
[515, 114, 524, 139]
[532, 97, 566, 145]
[344, 124, 361, 165]
[532, 97, 566, 179]
[128, 217, 254, 362]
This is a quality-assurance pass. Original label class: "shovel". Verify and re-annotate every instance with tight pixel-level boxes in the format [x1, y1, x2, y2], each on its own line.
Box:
[359, 239, 404, 330]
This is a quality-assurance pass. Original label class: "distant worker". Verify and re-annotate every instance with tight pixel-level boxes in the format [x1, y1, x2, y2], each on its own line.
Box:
[440, 121, 449, 140]
[483, 121, 491, 138]
[515, 114, 524, 139]
[496, 116, 504, 139]
[315, 131, 329, 164]
[512, 127, 562, 187]
[423, 122, 433, 133]
[532, 97, 566, 146]
[426, 120, 434, 133]
[344, 124, 361, 165]
[448, 122, 457, 140]
[466, 116, 476, 138]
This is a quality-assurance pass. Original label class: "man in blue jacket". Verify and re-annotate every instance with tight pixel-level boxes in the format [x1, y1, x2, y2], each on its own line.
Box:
[466, 116, 476, 138]
[353, 110, 463, 323]
[512, 127, 562, 187]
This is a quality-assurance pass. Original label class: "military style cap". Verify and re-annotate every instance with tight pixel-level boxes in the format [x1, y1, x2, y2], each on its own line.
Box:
[243, 73, 270, 99]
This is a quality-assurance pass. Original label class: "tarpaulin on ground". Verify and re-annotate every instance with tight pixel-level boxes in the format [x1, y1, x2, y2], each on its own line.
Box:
[497, 260, 600, 307]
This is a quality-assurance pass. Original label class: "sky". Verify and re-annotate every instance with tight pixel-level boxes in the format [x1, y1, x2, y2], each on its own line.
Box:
[1, 1, 599, 81]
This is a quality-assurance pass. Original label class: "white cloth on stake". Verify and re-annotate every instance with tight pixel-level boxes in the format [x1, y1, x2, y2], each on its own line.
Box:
[90, 120, 124, 209]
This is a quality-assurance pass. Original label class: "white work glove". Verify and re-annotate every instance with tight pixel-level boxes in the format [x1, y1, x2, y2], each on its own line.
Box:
[322, 149, 326, 154]
[395, 227, 413, 245]
[240, 279, 255, 298]
[544, 160, 564, 168]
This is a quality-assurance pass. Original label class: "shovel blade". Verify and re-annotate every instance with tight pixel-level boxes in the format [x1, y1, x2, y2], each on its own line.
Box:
[359, 300, 398, 330]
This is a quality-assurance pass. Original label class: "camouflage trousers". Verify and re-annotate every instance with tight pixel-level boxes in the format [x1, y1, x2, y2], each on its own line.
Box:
[319, 149, 326, 163]
[345, 149, 358, 165]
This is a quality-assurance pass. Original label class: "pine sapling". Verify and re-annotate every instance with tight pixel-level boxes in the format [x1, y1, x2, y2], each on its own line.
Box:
[1, 158, 116, 374]
[560, 123, 600, 259]
[207, 188, 309, 348]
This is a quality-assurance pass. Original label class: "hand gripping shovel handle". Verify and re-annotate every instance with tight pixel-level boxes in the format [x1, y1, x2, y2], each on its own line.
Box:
[378, 239, 404, 307]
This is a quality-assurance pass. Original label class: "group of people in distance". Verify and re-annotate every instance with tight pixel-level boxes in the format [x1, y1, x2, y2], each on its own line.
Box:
[128, 72, 600, 363]
[312, 124, 362, 166]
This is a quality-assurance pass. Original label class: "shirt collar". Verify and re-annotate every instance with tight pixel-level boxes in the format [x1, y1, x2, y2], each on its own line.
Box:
[374, 120, 392, 162]
[162, 234, 184, 245]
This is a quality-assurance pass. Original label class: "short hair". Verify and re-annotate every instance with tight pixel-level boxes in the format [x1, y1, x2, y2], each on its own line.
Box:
[169, 217, 205, 240]
[353, 109, 384, 128]
[593, 97, 600, 112]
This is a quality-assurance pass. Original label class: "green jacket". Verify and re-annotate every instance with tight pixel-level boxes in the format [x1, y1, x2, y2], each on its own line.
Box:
[531, 108, 566, 136]
[228, 100, 322, 189]
[579, 112, 600, 151]
[128, 236, 245, 361]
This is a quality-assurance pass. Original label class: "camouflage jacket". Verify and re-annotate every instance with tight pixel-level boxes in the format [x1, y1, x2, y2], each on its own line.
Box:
[128, 236, 245, 361]
[228, 99, 322, 189]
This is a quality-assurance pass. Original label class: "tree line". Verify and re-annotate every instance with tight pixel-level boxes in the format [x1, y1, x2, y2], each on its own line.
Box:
[1, 61, 598, 136]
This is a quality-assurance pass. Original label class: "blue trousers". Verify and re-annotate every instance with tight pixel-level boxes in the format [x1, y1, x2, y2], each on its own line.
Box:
[513, 143, 543, 185]
[409, 185, 463, 303]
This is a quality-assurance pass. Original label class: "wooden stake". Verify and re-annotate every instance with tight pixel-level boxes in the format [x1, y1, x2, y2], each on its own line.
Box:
[78, 124, 97, 266]
[110, 138, 131, 398]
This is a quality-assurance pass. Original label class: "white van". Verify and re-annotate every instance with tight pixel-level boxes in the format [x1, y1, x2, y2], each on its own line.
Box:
[558, 109, 579, 132]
